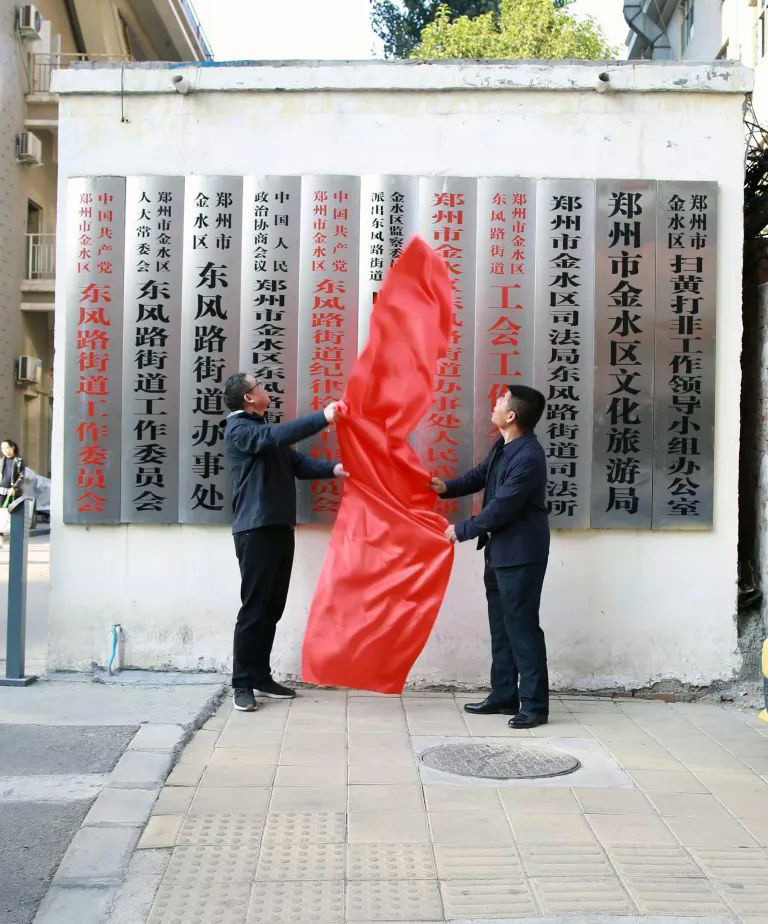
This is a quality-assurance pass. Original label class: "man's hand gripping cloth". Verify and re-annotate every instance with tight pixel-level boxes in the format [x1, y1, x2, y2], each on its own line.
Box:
[302, 237, 455, 693]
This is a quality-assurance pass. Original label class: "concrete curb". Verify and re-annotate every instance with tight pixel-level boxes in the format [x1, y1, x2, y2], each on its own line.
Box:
[451, 918, 737, 924]
[31, 682, 225, 924]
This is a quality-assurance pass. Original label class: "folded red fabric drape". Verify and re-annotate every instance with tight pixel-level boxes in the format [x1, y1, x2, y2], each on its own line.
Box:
[302, 236, 455, 693]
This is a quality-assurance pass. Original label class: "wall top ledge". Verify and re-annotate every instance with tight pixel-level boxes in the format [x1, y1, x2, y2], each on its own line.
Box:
[51, 59, 754, 96]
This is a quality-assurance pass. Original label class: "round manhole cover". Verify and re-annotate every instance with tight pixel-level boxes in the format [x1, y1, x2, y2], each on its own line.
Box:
[420, 741, 581, 780]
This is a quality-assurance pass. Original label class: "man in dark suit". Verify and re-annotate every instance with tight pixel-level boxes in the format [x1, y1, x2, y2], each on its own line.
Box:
[223, 372, 349, 713]
[430, 384, 550, 728]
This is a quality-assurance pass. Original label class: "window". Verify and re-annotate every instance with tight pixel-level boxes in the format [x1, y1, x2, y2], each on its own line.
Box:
[26, 200, 41, 280]
[27, 200, 42, 235]
[681, 0, 695, 52]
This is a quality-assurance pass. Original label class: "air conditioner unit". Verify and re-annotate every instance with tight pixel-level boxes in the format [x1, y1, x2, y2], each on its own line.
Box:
[15, 132, 42, 165]
[16, 356, 42, 386]
[16, 5, 42, 40]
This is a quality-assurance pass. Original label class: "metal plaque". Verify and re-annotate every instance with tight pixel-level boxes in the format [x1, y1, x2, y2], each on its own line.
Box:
[63, 176, 126, 523]
[415, 176, 477, 523]
[120, 176, 184, 522]
[296, 175, 360, 523]
[534, 179, 596, 529]
[240, 176, 301, 424]
[652, 182, 717, 528]
[358, 175, 419, 352]
[591, 180, 656, 528]
[474, 178, 536, 514]
[61, 172, 719, 533]
[178, 176, 242, 524]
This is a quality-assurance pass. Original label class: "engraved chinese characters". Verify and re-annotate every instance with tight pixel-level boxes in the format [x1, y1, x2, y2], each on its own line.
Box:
[653, 182, 716, 528]
[240, 177, 301, 424]
[592, 181, 656, 528]
[64, 177, 126, 523]
[474, 178, 536, 475]
[534, 181, 595, 528]
[296, 176, 360, 524]
[417, 177, 476, 522]
[358, 176, 419, 351]
[179, 177, 242, 524]
[63, 176, 718, 529]
[121, 177, 183, 522]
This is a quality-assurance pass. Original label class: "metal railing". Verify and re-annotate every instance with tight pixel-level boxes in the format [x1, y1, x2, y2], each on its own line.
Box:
[28, 53, 132, 94]
[25, 234, 56, 280]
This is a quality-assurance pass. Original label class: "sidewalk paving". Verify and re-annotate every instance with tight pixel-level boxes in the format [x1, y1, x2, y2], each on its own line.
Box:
[0, 673, 225, 924]
[94, 690, 768, 924]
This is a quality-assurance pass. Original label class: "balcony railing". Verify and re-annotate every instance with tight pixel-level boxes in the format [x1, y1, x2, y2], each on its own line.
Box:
[28, 53, 132, 95]
[180, 0, 214, 60]
[26, 234, 56, 280]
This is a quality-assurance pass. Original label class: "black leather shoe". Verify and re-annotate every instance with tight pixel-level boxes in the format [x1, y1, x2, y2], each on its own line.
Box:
[508, 711, 548, 728]
[464, 695, 520, 715]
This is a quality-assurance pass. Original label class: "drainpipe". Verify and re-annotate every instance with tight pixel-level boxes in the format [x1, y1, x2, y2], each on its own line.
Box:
[624, 0, 673, 59]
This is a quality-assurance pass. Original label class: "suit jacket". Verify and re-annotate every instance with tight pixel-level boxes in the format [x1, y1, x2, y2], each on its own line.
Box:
[224, 411, 335, 534]
[443, 431, 549, 567]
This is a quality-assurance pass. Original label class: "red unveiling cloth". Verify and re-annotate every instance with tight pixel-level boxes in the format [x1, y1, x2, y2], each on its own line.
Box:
[302, 237, 455, 693]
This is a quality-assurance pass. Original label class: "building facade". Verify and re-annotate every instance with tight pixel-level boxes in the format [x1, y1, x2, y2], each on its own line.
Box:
[625, 0, 768, 115]
[0, 0, 210, 477]
[48, 60, 751, 691]
[627, 1, 768, 666]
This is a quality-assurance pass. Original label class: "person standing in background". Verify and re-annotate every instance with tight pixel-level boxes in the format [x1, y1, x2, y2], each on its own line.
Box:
[0, 439, 25, 541]
[1, 439, 25, 502]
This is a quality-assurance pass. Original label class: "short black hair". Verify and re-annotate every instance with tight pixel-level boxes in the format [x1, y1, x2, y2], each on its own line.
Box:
[506, 385, 545, 431]
[1, 438, 20, 456]
[223, 373, 254, 412]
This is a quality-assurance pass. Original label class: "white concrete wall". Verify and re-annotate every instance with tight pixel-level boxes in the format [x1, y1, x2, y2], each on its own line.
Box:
[48, 62, 750, 689]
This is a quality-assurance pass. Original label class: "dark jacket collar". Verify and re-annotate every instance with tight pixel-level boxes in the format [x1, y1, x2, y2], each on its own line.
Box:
[228, 410, 268, 424]
[494, 430, 535, 463]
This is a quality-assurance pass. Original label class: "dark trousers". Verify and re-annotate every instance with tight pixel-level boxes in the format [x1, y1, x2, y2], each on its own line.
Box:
[484, 557, 549, 714]
[232, 525, 295, 689]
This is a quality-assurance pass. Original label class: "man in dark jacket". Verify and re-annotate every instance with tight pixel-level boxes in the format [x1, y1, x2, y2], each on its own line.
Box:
[223, 372, 348, 712]
[430, 384, 550, 728]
